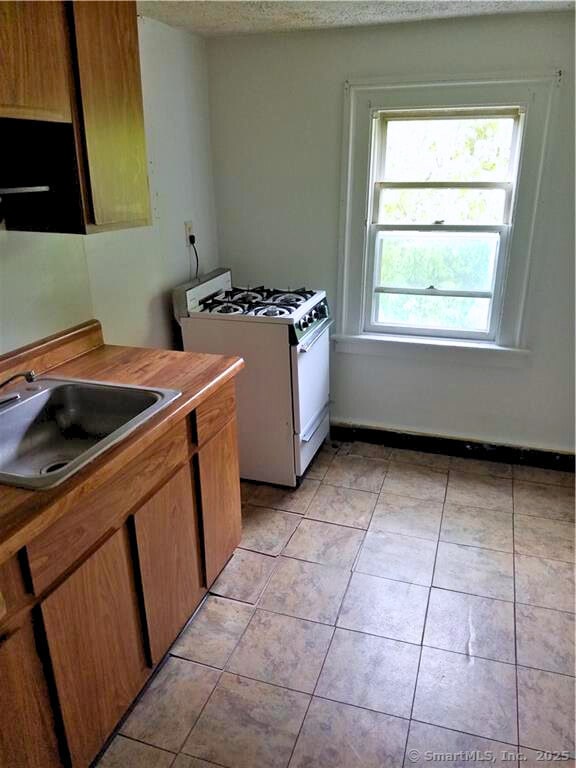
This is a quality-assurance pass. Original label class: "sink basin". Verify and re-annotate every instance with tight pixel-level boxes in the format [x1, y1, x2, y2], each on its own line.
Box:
[0, 377, 181, 489]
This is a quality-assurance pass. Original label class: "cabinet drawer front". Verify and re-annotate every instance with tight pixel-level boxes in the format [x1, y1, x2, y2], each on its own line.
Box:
[27, 421, 189, 594]
[41, 527, 147, 767]
[196, 380, 236, 445]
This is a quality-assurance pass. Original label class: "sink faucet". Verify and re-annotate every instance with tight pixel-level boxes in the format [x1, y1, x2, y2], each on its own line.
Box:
[0, 370, 36, 407]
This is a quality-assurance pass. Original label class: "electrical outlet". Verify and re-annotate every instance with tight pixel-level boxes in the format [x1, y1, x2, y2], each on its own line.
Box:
[184, 220, 194, 246]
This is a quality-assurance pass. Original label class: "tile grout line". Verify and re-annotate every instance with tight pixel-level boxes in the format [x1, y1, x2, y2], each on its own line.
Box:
[115, 732, 177, 756]
[408, 716, 523, 747]
[175, 663, 226, 763]
[286, 625, 336, 768]
[283, 508, 363, 765]
[170, 621, 576, 679]
[175, 663, 225, 757]
[283, 590, 345, 767]
[401, 468, 448, 766]
[125, 662, 547, 763]
[212, 550, 576, 616]
[285, 694, 313, 768]
[345, 466, 386, 578]
[288, 602, 344, 767]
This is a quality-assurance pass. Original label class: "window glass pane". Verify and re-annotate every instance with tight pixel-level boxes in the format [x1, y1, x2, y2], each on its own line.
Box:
[376, 232, 499, 292]
[383, 117, 515, 182]
[375, 294, 491, 332]
[378, 188, 506, 225]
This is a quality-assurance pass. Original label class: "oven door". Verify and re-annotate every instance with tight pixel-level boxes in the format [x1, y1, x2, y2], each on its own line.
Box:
[291, 321, 331, 475]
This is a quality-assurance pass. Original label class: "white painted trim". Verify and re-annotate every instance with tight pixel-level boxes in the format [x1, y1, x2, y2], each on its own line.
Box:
[371, 224, 508, 233]
[343, 71, 561, 90]
[332, 332, 531, 368]
[375, 288, 492, 299]
[337, 72, 559, 348]
[375, 181, 513, 190]
[336, 80, 354, 336]
[515, 78, 557, 349]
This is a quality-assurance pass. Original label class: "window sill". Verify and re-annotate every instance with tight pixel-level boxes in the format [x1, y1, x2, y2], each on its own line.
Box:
[332, 333, 531, 367]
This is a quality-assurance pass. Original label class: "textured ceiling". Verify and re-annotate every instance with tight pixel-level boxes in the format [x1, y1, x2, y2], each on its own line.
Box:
[138, 0, 573, 37]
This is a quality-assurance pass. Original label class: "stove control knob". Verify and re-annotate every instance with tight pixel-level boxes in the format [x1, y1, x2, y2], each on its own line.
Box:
[318, 303, 328, 318]
[300, 317, 309, 330]
[311, 309, 318, 320]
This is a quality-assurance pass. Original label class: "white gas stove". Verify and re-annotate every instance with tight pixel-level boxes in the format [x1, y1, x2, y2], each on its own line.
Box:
[173, 269, 332, 486]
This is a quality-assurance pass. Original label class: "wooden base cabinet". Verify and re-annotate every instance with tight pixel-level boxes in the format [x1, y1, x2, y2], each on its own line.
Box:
[0, 377, 243, 768]
[134, 465, 205, 664]
[41, 528, 148, 768]
[198, 417, 242, 585]
[0, 617, 62, 768]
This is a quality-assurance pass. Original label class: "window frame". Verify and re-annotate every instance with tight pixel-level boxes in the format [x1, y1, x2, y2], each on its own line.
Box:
[337, 74, 559, 349]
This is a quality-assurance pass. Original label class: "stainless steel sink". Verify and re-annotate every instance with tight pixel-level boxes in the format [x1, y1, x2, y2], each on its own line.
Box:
[0, 377, 181, 490]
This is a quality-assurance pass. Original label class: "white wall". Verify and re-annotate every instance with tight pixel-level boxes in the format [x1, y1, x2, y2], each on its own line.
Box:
[0, 232, 92, 353]
[0, 17, 217, 353]
[207, 12, 575, 452]
[85, 17, 219, 348]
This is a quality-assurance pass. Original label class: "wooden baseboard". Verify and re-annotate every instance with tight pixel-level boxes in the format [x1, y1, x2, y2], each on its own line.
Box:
[330, 423, 575, 472]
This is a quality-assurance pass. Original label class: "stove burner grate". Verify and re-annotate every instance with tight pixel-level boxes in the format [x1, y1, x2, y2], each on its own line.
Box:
[269, 288, 315, 305]
[199, 286, 318, 316]
[227, 289, 265, 303]
[251, 304, 292, 317]
[202, 300, 245, 315]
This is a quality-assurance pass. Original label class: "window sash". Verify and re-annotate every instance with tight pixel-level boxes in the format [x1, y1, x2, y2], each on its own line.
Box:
[363, 223, 510, 340]
[374, 108, 523, 188]
[372, 224, 508, 233]
[375, 287, 492, 299]
[372, 183, 514, 226]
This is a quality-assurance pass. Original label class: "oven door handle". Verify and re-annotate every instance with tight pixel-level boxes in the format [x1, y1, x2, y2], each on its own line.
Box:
[301, 404, 330, 442]
[299, 320, 333, 353]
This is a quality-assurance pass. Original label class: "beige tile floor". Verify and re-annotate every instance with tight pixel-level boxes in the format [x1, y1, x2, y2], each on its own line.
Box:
[97, 442, 576, 768]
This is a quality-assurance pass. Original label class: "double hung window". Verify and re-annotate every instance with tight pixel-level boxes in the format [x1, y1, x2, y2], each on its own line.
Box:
[365, 108, 524, 339]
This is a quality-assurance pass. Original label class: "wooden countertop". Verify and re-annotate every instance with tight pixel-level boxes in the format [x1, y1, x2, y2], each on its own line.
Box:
[0, 325, 243, 565]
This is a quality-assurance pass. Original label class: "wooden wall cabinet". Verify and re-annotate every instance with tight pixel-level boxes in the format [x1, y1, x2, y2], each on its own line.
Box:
[0, 1, 72, 122]
[134, 465, 205, 663]
[0, 1, 150, 233]
[70, 1, 150, 228]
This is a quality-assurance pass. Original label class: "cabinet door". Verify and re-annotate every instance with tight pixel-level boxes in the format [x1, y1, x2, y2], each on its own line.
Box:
[42, 527, 148, 767]
[0, 1, 72, 122]
[0, 617, 62, 768]
[71, 1, 150, 226]
[198, 418, 242, 585]
[134, 465, 205, 664]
